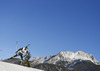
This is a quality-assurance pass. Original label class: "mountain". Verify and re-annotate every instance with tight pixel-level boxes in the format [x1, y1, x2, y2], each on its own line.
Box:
[0, 61, 43, 71]
[34, 61, 100, 71]
[30, 51, 100, 71]
[30, 51, 100, 67]
[73, 60, 100, 71]
[34, 63, 71, 71]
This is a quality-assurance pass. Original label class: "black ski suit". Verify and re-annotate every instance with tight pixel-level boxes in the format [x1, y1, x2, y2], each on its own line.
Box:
[11, 47, 28, 61]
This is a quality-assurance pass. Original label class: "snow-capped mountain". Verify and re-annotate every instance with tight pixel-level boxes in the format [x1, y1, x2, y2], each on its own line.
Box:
[0, 61, 43, 71]
[47, 51, 97, 63]
[30, 51, 100, 67]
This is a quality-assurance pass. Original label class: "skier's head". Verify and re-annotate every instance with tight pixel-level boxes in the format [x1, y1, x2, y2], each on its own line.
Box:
[25, 46, 28, 50]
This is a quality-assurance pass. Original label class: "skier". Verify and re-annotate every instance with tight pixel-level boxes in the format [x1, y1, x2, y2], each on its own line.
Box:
[9, 45, 29, 64]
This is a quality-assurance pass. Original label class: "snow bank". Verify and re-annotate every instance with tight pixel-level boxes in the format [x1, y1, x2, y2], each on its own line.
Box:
[0, 61, 43, 71]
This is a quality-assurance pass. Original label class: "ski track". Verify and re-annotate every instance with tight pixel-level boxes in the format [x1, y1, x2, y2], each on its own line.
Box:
[0, 61, 43, 71]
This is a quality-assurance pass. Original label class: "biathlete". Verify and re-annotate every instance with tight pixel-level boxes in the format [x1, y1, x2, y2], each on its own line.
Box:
[9, 45, 30, 64]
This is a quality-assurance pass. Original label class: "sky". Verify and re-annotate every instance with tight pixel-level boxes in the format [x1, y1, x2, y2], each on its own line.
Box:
[0, 0, 100, 61]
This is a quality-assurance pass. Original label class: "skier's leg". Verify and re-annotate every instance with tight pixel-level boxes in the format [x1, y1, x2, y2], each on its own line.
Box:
[19, 53, 23, 64]
[9, 54, 18, 59]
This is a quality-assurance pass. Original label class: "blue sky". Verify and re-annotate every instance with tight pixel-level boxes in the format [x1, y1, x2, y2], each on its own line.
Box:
[0, 0, 100, 61]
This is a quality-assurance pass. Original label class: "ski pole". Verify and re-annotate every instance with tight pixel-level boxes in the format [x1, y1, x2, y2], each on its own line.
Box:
[27, 44, 30, 47]
[16, 41, 18, 51]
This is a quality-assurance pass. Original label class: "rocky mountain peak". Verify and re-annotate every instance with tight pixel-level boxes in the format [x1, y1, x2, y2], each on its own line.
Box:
[57, 51, 97, 63]
[30, 51, 99, 67]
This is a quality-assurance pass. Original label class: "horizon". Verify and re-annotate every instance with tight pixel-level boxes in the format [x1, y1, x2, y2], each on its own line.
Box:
[0, 49, 99, 61]
[0, 0, 100, 61]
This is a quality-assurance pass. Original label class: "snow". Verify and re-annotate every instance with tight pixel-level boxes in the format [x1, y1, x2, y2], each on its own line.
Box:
[59, 51, 97, 62]
[0, 61, 43, 71]
[54, 51, 99, 64]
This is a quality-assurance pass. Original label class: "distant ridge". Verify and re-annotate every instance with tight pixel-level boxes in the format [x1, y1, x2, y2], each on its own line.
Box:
[30, 51, 100, 66]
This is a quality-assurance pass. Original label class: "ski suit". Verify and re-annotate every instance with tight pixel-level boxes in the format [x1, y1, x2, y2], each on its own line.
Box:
[10, 47, 28, 61]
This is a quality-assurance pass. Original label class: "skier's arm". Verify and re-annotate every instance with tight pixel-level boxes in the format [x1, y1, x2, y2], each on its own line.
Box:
[24, 51, 29, 57]
[26, 50, 29, 54]
[16, 48, 23, 53]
